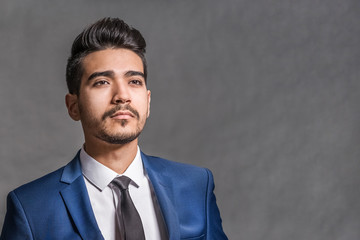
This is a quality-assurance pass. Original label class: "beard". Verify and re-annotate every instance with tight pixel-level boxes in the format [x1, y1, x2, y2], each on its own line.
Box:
[96, 126, 141, 144]
[79, 103, 147, 145]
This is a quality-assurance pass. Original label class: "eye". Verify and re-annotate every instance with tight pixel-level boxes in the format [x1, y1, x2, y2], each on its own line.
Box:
[129, 79, 143, 85]
[93, 80, 110, 86]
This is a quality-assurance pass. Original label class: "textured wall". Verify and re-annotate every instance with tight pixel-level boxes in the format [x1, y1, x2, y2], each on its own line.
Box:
[1, 0, 360, 239]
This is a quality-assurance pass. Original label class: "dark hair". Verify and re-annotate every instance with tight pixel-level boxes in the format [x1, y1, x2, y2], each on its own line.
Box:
[66, 17, 147, 95]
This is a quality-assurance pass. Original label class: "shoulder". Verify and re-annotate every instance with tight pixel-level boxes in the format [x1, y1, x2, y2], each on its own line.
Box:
[143, 152, 209, 172]
[12, 152, 81, 199]
[141, 152, 214, 186]
[11, 166, 66, 201]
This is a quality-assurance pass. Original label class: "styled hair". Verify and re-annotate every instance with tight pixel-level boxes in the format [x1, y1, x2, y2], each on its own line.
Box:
[66, 17, 147, 95]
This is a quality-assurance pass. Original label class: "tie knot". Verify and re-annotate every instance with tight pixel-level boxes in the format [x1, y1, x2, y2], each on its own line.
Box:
[112, 175, 132, 191]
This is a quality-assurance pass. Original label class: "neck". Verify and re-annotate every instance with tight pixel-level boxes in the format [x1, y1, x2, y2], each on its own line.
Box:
[83, 137, 139, 174]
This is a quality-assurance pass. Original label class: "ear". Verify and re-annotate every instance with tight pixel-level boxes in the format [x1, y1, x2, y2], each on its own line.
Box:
[146, 90, 151, 118]
[65, 93, 81, 121]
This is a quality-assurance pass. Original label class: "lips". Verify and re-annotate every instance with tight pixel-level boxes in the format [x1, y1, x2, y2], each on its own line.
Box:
[110, 111, 134, 119]
[102, 105, 140, 121]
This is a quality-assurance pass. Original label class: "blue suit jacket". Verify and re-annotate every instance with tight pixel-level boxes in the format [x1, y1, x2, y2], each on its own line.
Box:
[1, 152, 227, 240]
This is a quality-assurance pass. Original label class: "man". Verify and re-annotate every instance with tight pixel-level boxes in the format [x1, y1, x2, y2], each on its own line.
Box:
[0, 18, 227, 240]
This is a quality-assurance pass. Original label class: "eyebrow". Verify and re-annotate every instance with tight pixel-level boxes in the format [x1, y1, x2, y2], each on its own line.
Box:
[124, 71, 145, 79]
[87, 70, 145, 82]
[87, 70, 115, 81]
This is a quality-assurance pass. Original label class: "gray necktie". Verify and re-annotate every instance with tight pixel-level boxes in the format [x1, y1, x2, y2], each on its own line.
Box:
[111, 176, 145, 240]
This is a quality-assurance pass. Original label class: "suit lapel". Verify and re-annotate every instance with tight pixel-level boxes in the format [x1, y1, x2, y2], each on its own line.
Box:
[60, 153, 104, 240]
[141, 152, 181, 240]
[59, 151, 181, 239]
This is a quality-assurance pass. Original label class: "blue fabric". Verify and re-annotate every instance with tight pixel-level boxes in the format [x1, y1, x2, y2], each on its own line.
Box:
[0, 151, 228, 240]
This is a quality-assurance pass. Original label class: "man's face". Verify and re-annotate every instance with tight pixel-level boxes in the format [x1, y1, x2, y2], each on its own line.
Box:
[66, 48, 151, 145]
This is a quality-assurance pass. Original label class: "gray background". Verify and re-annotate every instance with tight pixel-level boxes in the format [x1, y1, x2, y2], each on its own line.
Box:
[0, 0, 359, 239]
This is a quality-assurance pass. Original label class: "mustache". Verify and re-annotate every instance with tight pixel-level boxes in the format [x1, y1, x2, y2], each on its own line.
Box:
[102, 104, 140, 121]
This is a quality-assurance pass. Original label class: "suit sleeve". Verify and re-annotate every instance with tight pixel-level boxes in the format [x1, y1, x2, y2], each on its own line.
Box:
[0, 191, 34, 240]
[205, 169, 228, 240]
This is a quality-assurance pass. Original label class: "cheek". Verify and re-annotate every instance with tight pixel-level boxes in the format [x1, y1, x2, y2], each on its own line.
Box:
[78, 95, 105, 116]
[135, 97, 150, 115]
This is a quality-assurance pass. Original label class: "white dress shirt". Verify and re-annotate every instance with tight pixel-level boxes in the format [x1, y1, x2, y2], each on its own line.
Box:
[80, 146, 162, 240]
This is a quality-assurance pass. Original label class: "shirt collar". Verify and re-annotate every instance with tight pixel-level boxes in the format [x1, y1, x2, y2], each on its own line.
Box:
[80, 146, 145, 191]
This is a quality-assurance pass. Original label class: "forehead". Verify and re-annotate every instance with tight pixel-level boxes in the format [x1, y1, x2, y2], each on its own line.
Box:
[81, 48, 144, 77]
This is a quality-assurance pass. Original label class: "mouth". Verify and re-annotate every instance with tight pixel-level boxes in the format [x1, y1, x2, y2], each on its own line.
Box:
[110, 111, 134, 120]
[102, 105, 140, 121]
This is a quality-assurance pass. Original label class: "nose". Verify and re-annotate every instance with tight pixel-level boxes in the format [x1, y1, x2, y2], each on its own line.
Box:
[111, 82, 131, 104]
